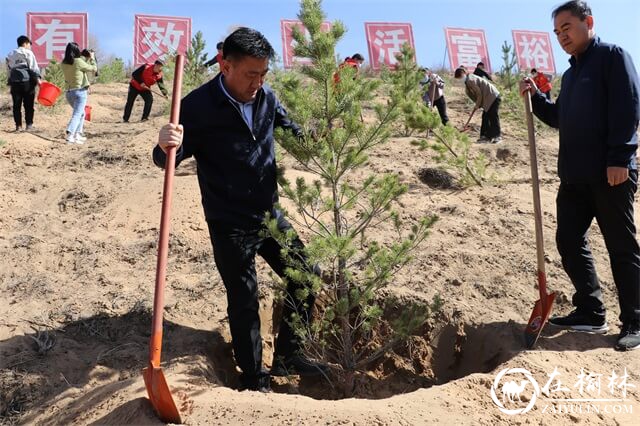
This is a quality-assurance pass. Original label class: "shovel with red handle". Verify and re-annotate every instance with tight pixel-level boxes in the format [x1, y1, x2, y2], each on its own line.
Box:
[522, 89, 556, 349]
[142, 54, 184, 424]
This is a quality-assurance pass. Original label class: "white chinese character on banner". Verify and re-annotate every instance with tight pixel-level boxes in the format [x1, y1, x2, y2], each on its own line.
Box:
[141, 21, 184, 60]
[451, 33, 482, 67]
[373, 29, 407, 64]
[35, 19, 80, 60]
[518, 35, 550, 69]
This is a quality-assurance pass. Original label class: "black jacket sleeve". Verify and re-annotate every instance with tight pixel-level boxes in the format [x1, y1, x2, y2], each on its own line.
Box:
[153, 99, 194, 169]
[274, 97, 303, 138]
[204, 56, 219, 67]
[606, 47, 640, 167]
[531, 90, 560, 129]
[132, 65, 145, 84]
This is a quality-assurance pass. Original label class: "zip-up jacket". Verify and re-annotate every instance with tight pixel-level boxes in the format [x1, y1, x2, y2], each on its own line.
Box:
[464, 73, 500, 111]
[130, 64, 167, 95]
[531, 37, 640, 184]
[153, 73, 302, 226]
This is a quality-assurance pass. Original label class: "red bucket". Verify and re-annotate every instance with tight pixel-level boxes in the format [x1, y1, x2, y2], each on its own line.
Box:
[84, 104, 92, 121]
[37, 81, 62, 106]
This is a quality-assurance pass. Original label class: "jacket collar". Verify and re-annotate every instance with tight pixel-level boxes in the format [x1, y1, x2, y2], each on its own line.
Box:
[569, 36, 599, 66]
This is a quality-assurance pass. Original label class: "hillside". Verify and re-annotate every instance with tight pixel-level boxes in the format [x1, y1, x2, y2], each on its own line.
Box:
[0, 80, 638, 425]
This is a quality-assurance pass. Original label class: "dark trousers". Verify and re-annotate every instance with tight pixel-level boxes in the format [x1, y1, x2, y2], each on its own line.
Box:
[556, 170, 640, 324]
[123, 84, 153, 121]
[480, 96, 501, 139]
[207, 215, 317, 379]
[10, 82, 35, 127]
[433, 96, 449, 125]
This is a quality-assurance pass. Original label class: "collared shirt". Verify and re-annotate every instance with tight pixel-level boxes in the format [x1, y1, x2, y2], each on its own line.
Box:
[219, 75, 254, 130]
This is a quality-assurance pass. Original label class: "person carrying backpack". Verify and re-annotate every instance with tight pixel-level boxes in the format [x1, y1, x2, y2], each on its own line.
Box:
[5, 35, 40, 132]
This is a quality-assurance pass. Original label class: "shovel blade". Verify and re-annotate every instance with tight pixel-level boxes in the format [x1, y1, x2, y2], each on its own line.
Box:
[143, 365, 182, 424]
[524, 292, 556, 349]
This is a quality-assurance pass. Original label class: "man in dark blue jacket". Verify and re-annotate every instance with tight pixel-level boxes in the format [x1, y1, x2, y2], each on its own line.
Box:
[154, 27, 326, 391]
[521, 0, 640, 351]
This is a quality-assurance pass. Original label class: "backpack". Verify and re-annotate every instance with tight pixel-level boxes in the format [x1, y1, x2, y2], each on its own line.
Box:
[8, 64, 31, 84]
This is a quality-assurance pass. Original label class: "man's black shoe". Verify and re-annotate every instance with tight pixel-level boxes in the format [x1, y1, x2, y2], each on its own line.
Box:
[549, 309, 609, 333]
[271, 355, 329, 377]
[615, 322, 640, 351]
[239, 372, 271, 393]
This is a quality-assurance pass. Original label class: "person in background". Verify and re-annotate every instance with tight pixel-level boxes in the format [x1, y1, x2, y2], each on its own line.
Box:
[531, 68, 553, 99]
[334, 53, 364, 83]
[5, 35, 40, 132]
[122, 60, 168, 123]
[455, 65, 502, 143]
[473, 61, 493, 81]
[204, 41, 224, 68]
[61, 42, 97, 144]
[520, 0, 640, 351]
[420, 67, 449, 125]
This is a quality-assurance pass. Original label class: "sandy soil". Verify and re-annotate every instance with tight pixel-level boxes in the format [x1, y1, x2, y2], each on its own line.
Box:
[0, 81, 638, 425]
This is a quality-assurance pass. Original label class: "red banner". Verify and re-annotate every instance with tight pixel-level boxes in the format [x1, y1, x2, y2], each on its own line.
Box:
[364, 22, 415, 70]
[512, 30, 556, 75]
[134, 14, 191, 66]
[280, 19, 331, 69]
[444, 27, 491, 72]
[27, 12, 88, 67]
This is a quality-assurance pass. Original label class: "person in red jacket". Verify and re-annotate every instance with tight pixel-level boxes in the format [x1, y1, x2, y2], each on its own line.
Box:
[531, 68, 553, 100]
[333, 53, 364, 84]
[122, 60, 168, 122]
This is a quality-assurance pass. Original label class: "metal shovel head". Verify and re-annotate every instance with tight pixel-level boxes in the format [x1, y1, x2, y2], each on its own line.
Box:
[143, 364, 182, 424]
[524, 292, 556, 349]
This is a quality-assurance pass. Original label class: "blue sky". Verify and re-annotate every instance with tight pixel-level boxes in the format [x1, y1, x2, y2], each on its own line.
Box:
[1, 0, 639, 74]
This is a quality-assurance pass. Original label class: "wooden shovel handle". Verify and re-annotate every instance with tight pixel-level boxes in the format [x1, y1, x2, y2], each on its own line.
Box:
[150, 55, 184, 366]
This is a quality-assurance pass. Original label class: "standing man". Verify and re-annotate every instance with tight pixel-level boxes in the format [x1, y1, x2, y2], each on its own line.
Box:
[520, 0, 640, 351]
[455, 66, 502, 143]
[204, 41, 224, 68]
[5, 35, 40, 132]
[473, 61, 493, 81]
[420, 67, 449, 126]
[123, 60, 168, 123]
[154, 27, 327, 392]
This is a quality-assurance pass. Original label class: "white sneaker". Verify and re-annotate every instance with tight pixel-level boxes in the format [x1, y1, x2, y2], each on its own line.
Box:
[65, 134, 84, 145]
[74, 134, 87, 142]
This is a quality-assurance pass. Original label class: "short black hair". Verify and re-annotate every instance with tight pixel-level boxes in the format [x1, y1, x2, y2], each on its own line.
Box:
[454, 66, 467, 78]
[531, 68, 538, 73]
[223, 27, 274, 61]
[17, 35, 30, 47]
[552, 0, 592, 20]
[216, 41, 224, 50]
[351, 53, 364, 61]
[154, 60, 164, 66]
[476, 62, 485, 67]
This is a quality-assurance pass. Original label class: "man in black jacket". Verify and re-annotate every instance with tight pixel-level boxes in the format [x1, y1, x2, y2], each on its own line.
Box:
[473, 61, 493, 81]
[154, 27, 326, 392]
[521, 0, 640, 351]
